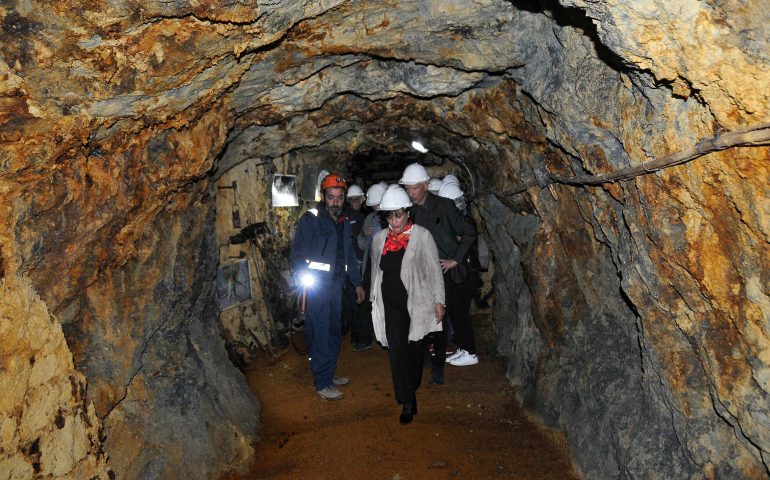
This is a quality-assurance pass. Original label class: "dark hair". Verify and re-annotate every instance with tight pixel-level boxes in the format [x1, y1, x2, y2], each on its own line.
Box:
[378, 207, 411, 224]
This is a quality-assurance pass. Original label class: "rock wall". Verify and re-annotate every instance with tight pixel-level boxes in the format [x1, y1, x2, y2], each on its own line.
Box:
[215, 160, 278, 366]
[214, 157, 304, 366]
[64, 188, 258, 479]
[1, 58, 260, 479]
[466, 3, 770, 476]
[1, 0, 767, 478]
[0, 276, 110, 479]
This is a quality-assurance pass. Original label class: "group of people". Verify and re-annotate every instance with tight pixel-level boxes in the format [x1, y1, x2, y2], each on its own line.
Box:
[290, 164, 481, 425]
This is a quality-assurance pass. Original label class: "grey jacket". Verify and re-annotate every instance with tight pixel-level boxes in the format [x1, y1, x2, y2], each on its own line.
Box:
[370, 224, 445, 346]
[357, 211, 381, 275]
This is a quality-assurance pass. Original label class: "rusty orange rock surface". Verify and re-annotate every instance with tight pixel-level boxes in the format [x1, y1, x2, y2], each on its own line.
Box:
[0, 0, 768, 478]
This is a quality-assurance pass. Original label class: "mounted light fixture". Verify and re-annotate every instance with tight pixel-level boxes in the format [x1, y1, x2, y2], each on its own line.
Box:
[411, 140, 428, 154]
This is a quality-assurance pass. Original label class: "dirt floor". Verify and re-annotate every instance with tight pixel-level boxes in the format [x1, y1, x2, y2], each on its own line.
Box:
[228, 313, 578, 480]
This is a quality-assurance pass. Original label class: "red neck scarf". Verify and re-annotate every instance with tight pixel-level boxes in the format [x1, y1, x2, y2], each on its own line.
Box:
[383, 221, 413, 254]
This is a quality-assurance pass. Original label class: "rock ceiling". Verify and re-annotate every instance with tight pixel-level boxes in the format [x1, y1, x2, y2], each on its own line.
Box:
[4, 0, 766, 177]
[1, 0, 768, 479]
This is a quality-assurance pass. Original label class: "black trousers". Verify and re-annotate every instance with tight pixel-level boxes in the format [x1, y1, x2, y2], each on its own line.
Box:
[385, 304, 425, 405]
[353, 300, 374, 345]
[341, 277, 358, 336]
[447, 271, 477, 355]
[428, 269, 478, 367]
[352, 263, 374, 345]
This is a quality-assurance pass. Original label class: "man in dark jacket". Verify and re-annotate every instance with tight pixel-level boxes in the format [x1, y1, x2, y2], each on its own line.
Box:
[340, 184, 366, 339]
[291, 173, 365, 400]
[400, 163, 479, 385]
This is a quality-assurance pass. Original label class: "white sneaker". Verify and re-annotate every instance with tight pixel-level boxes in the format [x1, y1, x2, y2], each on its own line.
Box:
[446, 349, 465, 362]
[448, 351, 478, 366]
[333, 375, 350, 386]
[317, 386, 345, 400]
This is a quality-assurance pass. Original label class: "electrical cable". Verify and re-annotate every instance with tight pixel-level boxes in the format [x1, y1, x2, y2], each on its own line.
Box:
[490, 122, 770, 198]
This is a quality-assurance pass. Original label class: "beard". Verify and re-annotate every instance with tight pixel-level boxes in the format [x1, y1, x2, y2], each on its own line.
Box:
[328, 205, 342, 217]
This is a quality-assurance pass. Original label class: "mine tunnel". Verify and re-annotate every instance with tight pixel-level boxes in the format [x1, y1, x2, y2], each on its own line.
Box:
[1, 0, 768, 479]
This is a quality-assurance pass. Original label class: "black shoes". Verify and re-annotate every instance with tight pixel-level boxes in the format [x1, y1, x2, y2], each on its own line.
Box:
[399, 401, 417, 425]
[352, 343, 372, 352]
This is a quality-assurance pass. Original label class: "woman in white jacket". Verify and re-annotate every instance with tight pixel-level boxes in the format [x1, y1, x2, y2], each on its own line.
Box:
[370, 186, 445, 424]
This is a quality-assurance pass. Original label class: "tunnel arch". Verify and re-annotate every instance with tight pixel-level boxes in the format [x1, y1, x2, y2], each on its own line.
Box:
[1, 0, 768, 478]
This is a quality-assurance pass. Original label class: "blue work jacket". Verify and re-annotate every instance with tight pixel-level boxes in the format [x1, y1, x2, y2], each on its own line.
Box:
[290, 204, 363, 288]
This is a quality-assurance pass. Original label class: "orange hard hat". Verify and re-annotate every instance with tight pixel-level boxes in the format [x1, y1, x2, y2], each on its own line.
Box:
[320, 172, 347, 190]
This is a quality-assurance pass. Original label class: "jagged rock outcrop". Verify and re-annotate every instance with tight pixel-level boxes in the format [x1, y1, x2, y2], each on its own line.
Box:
[0, 276, 110, 479]
[1, 0, 767, 478]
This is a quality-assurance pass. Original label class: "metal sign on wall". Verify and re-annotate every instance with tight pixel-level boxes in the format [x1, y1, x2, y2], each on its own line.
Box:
[216, 259, 253, 310]
[271, 174, 299, 207]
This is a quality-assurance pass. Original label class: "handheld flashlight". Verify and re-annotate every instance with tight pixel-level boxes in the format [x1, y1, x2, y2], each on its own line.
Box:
[300, 272, 315, 288]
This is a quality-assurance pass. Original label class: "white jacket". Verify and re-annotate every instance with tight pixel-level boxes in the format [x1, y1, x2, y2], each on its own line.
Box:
[370, 224, 445, 346]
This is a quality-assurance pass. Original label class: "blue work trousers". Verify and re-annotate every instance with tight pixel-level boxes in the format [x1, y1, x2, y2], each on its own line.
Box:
[304, 278, 343, 390]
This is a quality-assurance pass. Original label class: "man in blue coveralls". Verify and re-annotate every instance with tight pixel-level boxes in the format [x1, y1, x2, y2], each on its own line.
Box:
[291, 172, 366, 400]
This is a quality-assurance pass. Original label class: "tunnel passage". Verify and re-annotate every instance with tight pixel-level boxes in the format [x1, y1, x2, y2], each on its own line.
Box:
[212, 148, 484, 365]
[1, 0, 769, 479]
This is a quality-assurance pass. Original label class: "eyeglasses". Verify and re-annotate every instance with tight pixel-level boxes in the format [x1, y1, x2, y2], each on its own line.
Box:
[384, 209, 406, 219]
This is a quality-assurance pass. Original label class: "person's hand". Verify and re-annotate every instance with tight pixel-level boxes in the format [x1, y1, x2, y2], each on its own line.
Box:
[363, 227, 373, 237]
[434, 303, 445, 323]
[355, 286, 366, 304]
[440, 259, 458, 273]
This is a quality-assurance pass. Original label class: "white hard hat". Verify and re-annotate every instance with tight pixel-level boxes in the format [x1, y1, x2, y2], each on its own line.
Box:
[379, 186, 413, 210]
[399, 163, 430, 185]
[365, 182, 388, 206]
[438, 182, 464, 200]
[442, 174, 460, 187]
[428, 178, 443, 194]
[347, 184, 364, 198]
